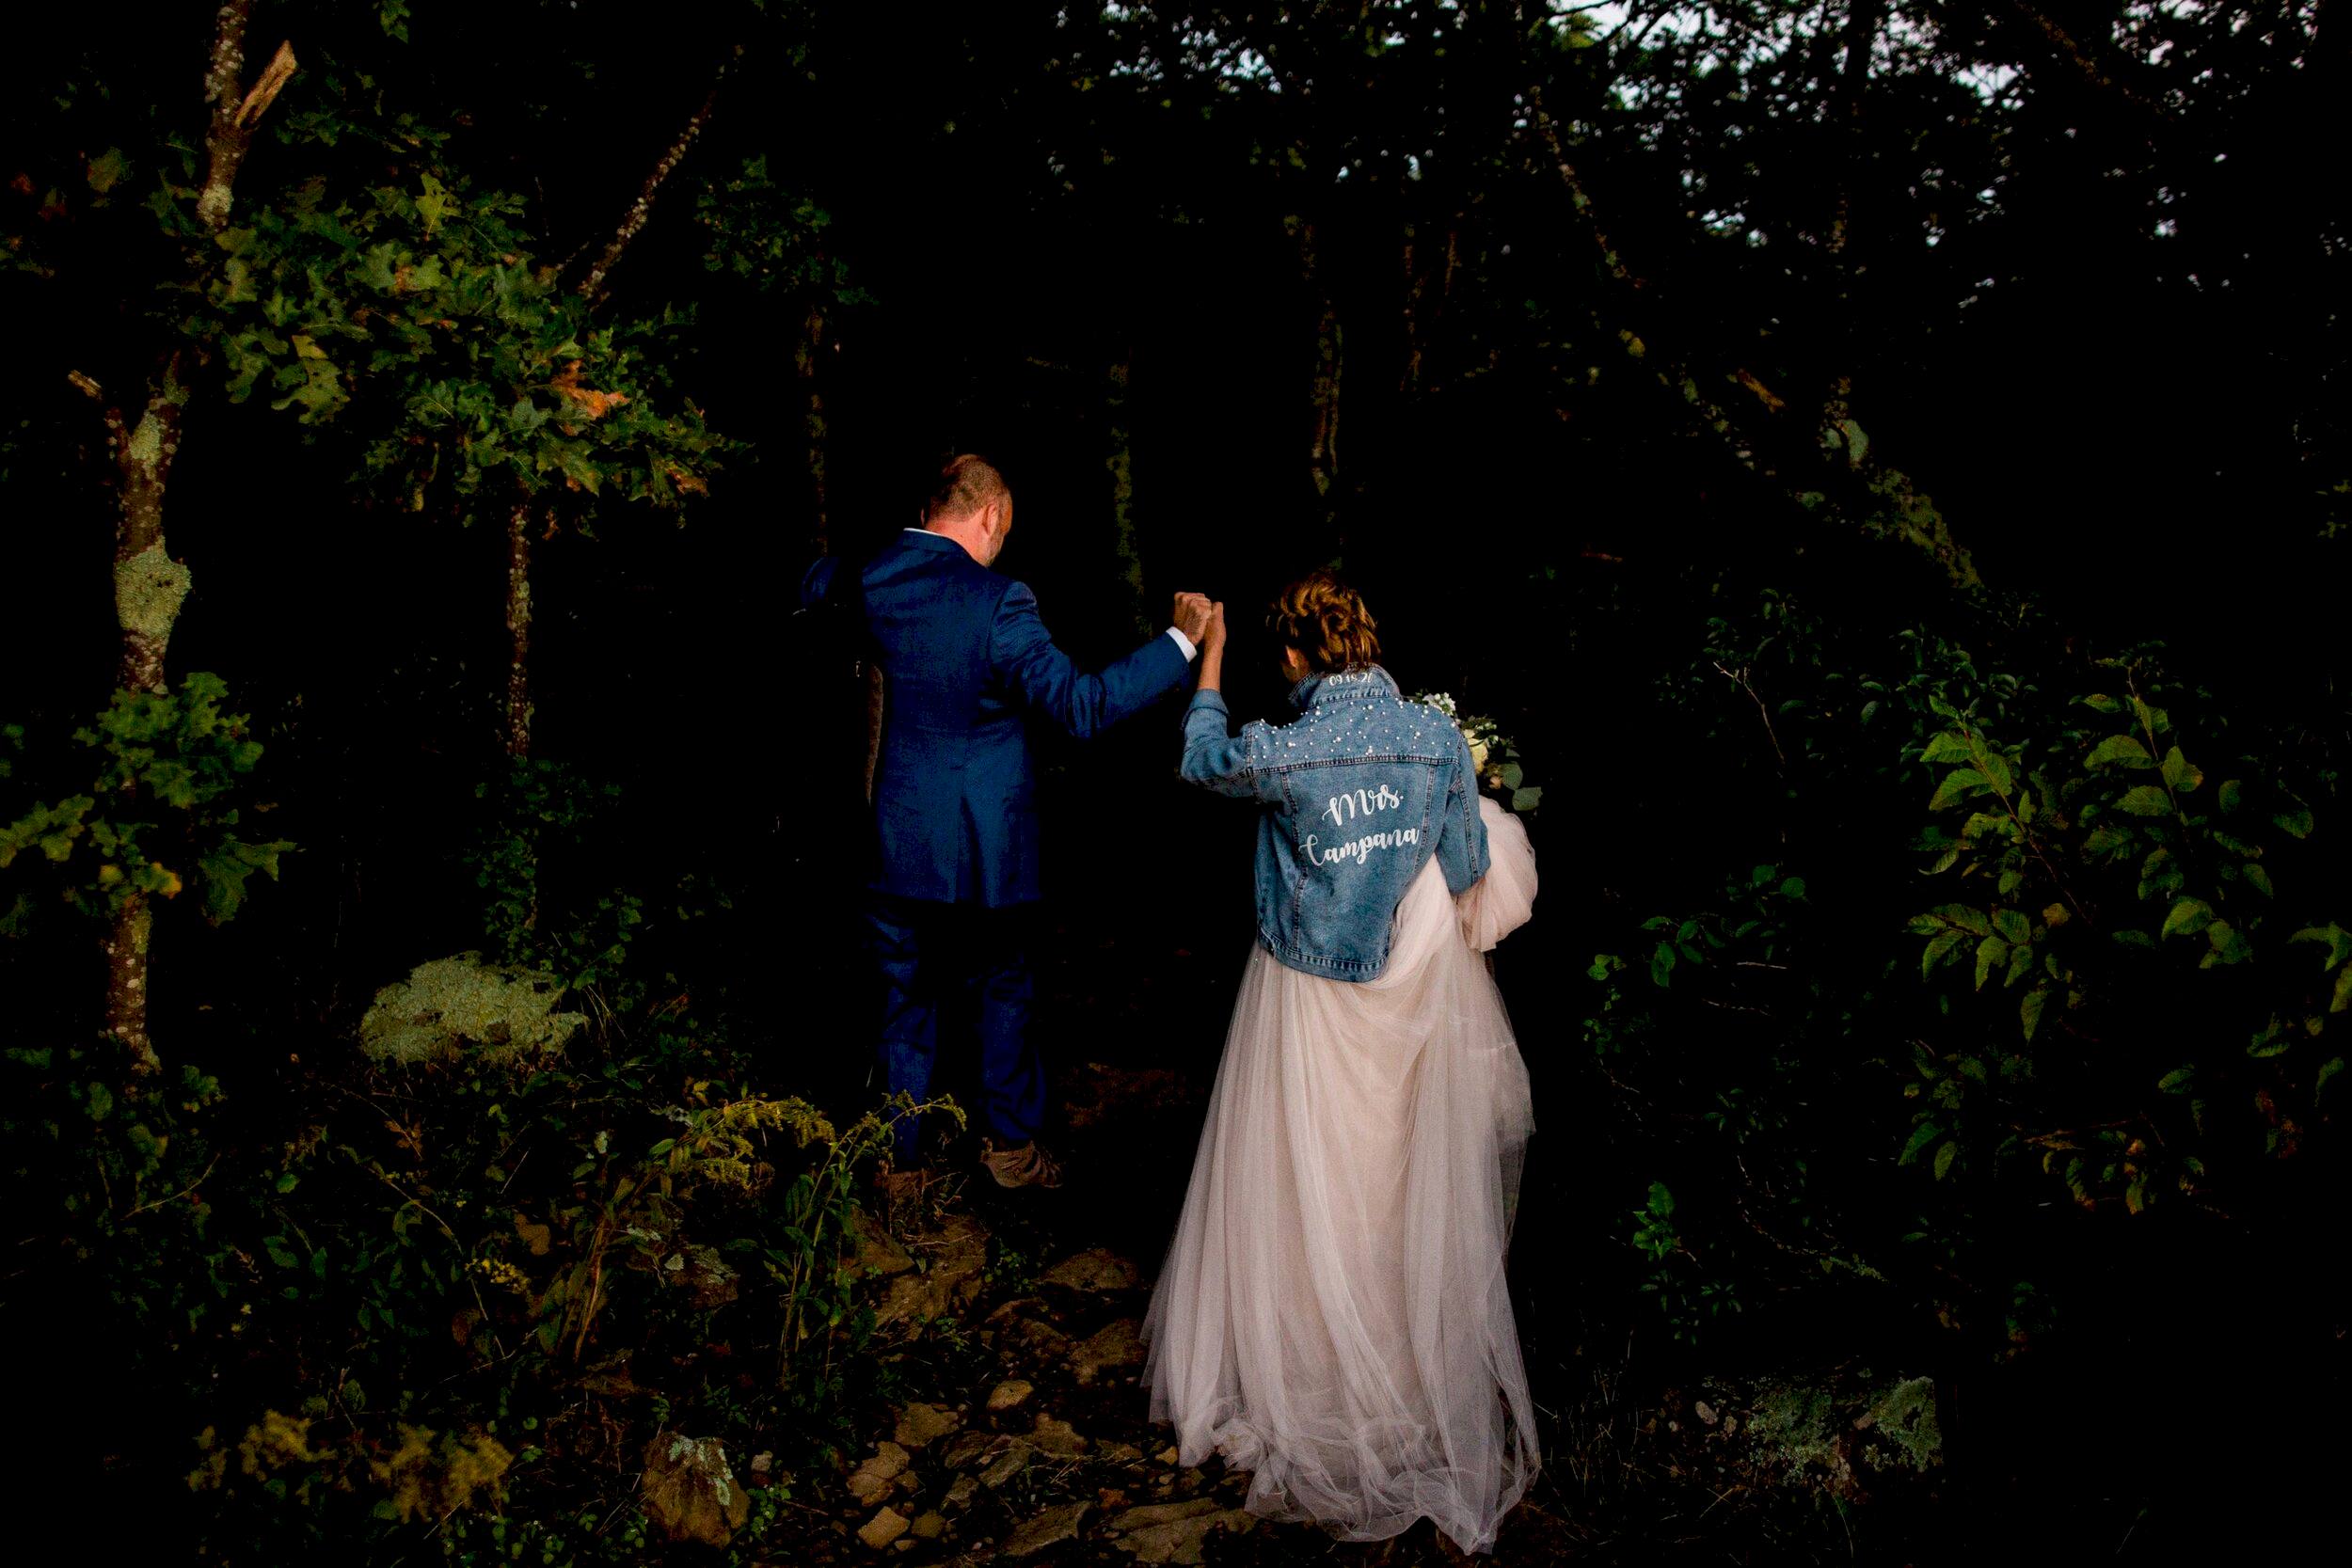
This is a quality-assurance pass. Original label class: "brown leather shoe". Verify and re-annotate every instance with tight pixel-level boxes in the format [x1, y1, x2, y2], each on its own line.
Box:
[978, 1138, 1064, 1190]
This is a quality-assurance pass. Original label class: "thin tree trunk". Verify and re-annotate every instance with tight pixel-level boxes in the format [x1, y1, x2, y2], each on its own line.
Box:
[86, 372, 187, 1079]
[1823, 0, 1882, 263]
[1104, 349, 1148, 634]
[793, 304, 830, 557]
[1308, 303, 1342, 507]
[504, 500, 535, 759]
[1290, 218, 1343, 523]
[578, 42, 744, 306]
[79, 5, 294, 1076]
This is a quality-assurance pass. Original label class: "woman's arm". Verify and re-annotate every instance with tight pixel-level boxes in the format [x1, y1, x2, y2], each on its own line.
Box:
[1195, 600, 1227, 695]
[1176, 602, 1280, 801]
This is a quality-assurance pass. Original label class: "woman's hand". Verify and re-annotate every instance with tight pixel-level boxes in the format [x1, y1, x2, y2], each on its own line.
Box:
[1198, 601, 1227, 694]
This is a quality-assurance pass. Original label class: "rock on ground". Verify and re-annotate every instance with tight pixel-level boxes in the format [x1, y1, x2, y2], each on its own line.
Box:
[1003, 1500, 1091, 1558]
[980, 1436, 1038, 1489]
[1042, 1247, 1142, 1292]
[894, 1401, 962, 1447]
[846, 1440, 912, 1506]
[1104, 1498, 1256, 1565]
[858, 1507, 911, 1549]
[875, 1213, 989, 1326]
[641, 1432, 751, 1547]
[1071, 1318, 1146, 1385]
[1028, 1413, 1089, 1457]
[986, 1378, 1035, 1412]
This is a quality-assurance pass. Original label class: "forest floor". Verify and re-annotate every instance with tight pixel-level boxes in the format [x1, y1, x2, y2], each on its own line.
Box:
[739, 923, 1902, 1568]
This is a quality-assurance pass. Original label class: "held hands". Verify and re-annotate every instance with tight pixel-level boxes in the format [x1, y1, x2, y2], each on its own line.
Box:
[1194, 600, 1229, 694]
[1172, 592, 1214, 645]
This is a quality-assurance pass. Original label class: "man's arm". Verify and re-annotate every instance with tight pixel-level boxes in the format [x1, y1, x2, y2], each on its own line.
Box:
[989, 583, 1196, 739]
[799, 555, 839, 610]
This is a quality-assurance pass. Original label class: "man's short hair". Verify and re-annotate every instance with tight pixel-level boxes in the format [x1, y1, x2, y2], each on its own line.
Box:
[925, 453, 1010, 523]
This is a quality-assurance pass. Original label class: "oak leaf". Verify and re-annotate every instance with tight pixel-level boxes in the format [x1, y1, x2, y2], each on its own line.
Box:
[548, 361, 629, 420]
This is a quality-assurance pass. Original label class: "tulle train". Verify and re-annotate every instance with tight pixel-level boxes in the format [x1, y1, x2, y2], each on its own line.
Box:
[1143, 799, 1538, 1553]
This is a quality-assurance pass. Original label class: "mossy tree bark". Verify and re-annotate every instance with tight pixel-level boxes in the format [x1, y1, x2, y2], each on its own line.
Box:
[76, 0, 294, 1075]
[504, 500, 536, 760]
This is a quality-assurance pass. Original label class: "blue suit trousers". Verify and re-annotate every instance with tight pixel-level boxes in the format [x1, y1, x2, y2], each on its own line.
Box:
[864, 893, 1041, 1159]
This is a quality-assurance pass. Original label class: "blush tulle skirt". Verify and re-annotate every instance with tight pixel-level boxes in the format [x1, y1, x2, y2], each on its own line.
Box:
[1142, 799, 1540, 1554]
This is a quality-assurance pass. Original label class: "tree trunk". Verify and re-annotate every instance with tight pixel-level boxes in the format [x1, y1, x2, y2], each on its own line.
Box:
[1290, 218, 1343, 531]
[1307, 303, 1342, 509]
[1104, 349, 1148, 634]
[75, 4, 294, 1075]
[578, 43, 744, 306]
[504, 500, 535, 760]
[793, 304, 830, 557]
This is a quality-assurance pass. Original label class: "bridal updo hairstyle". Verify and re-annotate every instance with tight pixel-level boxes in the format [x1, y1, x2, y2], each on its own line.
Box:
[1268, 570, 1382, 673]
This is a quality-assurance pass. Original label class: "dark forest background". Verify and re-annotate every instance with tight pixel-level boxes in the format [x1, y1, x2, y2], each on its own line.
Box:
[2, 2, 2345, 1562]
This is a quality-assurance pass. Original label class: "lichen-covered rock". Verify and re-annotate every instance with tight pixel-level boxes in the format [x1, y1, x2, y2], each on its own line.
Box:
[660, 1243, 739, 1309]
[359, 952, 585, 1066]
[1666, 1367, 1942, 1507]
[642, 1433, 750, 1546]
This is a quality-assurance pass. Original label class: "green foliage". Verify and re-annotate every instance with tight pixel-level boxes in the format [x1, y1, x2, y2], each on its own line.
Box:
[205, 143, 727, 521]
[0, 672, 292, 925]
[6, 1007, 951, 1563]
[466, 759, 660, 1001]
[694, 155, 866, 303]
[1903, 653, 2342, 1213]
[1583, 594, 2347, 1355]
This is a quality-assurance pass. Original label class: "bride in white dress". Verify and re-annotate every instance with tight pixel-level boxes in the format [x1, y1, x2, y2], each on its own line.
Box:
[1142, 575, 1540, 1555]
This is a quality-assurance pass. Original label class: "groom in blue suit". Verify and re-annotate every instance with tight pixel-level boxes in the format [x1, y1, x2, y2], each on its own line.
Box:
[803, 454, 1210, 1187]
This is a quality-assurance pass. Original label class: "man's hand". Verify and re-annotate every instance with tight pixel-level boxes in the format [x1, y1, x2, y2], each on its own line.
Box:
[1172, 592, 1213, 645]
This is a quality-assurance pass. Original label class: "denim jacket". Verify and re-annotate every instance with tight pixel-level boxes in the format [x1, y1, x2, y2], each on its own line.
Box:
[1179, 664, 1489, 980]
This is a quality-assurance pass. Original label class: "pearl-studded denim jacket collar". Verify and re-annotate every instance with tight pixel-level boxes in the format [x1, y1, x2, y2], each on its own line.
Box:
[1178, 662, 1489, 981]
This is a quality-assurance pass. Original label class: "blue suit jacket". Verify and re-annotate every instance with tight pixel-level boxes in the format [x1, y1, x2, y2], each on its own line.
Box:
[803, 530, 1191, 907]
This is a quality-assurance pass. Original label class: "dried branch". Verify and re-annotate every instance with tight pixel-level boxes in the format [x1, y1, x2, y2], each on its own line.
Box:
[233, 40, 299, 130]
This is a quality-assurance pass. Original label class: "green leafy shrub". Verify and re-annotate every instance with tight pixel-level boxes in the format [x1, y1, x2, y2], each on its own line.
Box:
[1, 671, 292, 927]
[1580, 594, 2345, 1354]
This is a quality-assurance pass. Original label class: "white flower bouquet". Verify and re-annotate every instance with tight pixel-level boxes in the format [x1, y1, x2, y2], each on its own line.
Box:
[1412, 691, 1542, 814]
